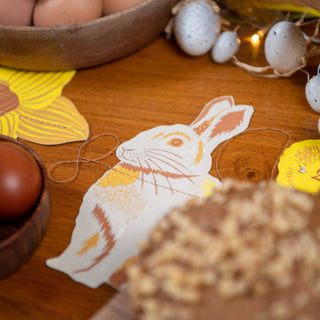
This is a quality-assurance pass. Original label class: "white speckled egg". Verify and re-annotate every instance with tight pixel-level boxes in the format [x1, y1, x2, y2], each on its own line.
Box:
[264, 21, 307, 74]
[306, 70, 320, 113]
[173, 0, 221, 56]
[211, 31, 240, 63]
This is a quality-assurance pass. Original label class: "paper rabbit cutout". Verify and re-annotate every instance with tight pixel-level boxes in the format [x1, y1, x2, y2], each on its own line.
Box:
[46, 96, 254, 289]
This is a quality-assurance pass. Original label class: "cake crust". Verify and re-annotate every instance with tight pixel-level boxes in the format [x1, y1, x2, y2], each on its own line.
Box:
[127, 180, 320, 320]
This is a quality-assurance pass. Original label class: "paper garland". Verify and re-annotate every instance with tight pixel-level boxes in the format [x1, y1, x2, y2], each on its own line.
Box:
[277, 139, 320, 194]
[0, 67, 89, 145]
[46, 96, 254, 290]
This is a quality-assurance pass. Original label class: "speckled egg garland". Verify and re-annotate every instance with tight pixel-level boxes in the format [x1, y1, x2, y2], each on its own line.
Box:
[306, 66, 320, 113]
[171, 2, 319, 124]
[211, 31, 241, 63]
[173, 0, 221, 56]
[264, 21, 307, 75]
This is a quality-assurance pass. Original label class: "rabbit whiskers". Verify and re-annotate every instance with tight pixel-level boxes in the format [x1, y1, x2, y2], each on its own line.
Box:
[120, 149, 198, 195]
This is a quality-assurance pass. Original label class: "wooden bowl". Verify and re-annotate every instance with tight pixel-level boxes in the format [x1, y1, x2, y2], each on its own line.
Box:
[0, 135, 51, 279]
[0, 0, 179, 71]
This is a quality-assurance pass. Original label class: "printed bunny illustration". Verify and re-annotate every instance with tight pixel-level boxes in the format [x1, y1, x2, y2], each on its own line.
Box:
[46, 96, 254, 289]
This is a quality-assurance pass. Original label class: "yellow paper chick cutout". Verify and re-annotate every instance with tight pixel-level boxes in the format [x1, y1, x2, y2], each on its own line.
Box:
[0, 67, 89, 145]
[277, 139, 320, 194]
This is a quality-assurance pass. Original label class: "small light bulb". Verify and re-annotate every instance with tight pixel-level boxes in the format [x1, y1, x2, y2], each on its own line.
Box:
[251, 33, 260, 44]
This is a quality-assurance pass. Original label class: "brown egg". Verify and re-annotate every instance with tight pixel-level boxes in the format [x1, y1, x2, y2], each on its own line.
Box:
[0, 142, 42, 221]
[0, 0, 37, 26]
[33, 0, 103, 27]
[102, 0, 145, 15]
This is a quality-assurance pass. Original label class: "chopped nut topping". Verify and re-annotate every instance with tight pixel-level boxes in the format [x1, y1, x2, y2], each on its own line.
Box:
[127, 180, 320, 320]
[294, 291, 309, 309]
[268, 301, 291, 320]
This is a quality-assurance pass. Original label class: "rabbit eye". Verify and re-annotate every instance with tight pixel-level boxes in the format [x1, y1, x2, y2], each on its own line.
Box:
[168, 138, 184, 147]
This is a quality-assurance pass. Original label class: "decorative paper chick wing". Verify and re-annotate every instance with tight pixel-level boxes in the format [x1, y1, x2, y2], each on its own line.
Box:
[0, 67, 89, 145]
[277, 139, 320, 194]
[46, 96, 254, 289]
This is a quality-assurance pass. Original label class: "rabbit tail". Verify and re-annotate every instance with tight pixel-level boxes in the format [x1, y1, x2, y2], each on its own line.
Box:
[46, 203, 117, 288]
[73, 204, 116, 274]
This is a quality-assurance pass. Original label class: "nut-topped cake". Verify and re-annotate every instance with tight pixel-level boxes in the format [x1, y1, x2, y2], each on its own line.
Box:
[127, 179, 320, 320]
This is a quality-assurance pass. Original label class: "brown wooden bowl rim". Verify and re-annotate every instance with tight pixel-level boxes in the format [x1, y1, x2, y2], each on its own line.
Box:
[0, 0, 156, 31]
[0, 135, 50, 250]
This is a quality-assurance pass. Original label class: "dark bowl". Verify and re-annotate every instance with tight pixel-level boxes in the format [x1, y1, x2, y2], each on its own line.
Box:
[0, 135, 51, 279]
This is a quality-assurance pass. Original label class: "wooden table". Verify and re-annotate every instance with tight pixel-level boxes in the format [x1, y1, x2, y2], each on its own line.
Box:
[0, 29, 319, 320]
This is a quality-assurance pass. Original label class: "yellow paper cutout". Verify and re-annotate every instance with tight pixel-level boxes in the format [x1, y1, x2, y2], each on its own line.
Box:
[256, 3, 320, 18]
[277, 139, 320, 194]
[0, 67, 89, 145]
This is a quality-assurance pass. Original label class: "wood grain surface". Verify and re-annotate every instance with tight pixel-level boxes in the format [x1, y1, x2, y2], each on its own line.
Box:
[0, 25, 319, 320]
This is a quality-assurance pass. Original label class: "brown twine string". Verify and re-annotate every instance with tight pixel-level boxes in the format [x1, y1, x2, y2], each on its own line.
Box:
[214, 128, 292, 182]
[48, 133, 120, 183]
[47, 132, 202, 198]
[49, 128, 291, 192]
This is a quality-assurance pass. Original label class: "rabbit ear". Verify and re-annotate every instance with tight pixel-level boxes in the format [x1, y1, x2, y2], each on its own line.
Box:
[191, 96, 254, 152]
[191, 96, 235, 130]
